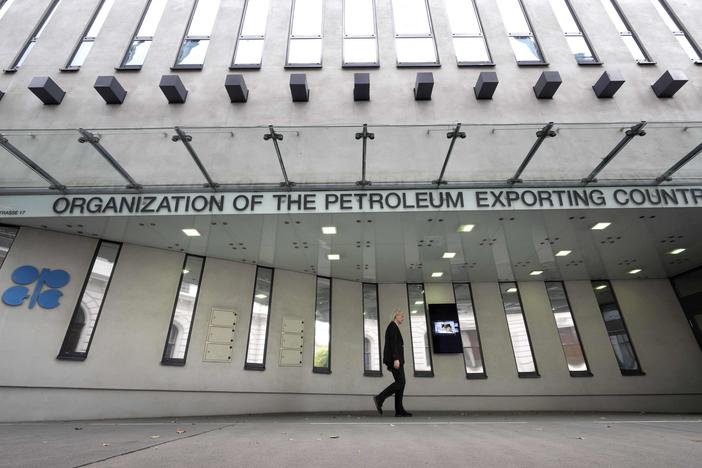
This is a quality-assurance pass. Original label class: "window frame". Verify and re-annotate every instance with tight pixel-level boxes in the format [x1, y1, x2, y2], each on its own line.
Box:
[230, 0, 270, 69]
[390, 0, 440, 67]
[601, 0, 655, 64]
[4, 0, 61, 73]
[160, 254, 206, 366]
[549, 0, 600, 65]
[0, 223, 19, 271]
[172, 0, 221, 70]
[362, 282, 383, 377]
[498, 282, 540, 378]
[61, 0, 113, 71]
[244, 266, 275, 370]
[312, 275, 332, 374]
[116, 0, 166, 70]
[496, 0, 548, 66]
[406, 283, 434, 378]
[285, 0, 325, 68]
[651, 0, 702, 64]
[446, 0, 494, 66]
[57, 240, 122, 361]
[342, 0, 380, 68]
[453, 282, 487, 379]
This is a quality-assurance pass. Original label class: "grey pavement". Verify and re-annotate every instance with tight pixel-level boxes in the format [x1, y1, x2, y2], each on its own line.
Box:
[1, 412, 701, 468]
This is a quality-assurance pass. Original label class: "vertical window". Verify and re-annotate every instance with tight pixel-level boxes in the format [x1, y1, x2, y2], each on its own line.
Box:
[363, 283, 382, 376]
[0, 225, 18, 270]
[57, 241, 121, 360]
[286, 0, 323, 67]
[592, 281, 643, 375]
[545, 282, 591, 376]
[390, 0, 439, 66]
[231, 0, 270, 68]
[5, 0, 61, 72]
[454, 283, 486, 378]
[406, 284, 433, 377]
[343, 0, 378, 67]
[444, 0, 492, 65]
[496, 0, 546, 64]
[119, 0, 167, 69]
[600, 0, 653, 63]
[671, 267, 702, 352]
[161, 255, 205, 365]
[313, 276, 331, 373]
[63, 0, 114, 70]
[173, 0, 221, 69]
[650, 0, 702, 63]
[499, 283, 539, 377]
[548, 0, 599, 64]
[244, 266, 273, 369]
[0, 0, 17, 22]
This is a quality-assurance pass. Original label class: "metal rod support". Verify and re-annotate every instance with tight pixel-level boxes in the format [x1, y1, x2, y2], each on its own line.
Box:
[78, 129, 142, 190]
[264, 125, 294, 188]
[0, 133, 66, 192]
[508, 122, 557, 185]
[433, 123, 466, 186]
[655, 141, 702, 185]
[581, 121, 647, 185]
[172, 127, 219, 189]
[355, 124, 375, 186]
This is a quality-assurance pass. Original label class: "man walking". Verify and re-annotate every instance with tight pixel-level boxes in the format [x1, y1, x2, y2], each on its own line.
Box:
[373, 310, 412, 417]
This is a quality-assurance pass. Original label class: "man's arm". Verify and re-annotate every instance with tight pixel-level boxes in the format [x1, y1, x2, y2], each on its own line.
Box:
[390, 324, 402, 368]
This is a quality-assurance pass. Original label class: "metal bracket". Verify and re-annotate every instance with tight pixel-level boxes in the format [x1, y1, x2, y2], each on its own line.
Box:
[355, 123, 375, 186]
[581, 121, 646, 184]
[654, 141, 702, 185]
[432, 123, 466, 186]
[264, 125, 295, 189]
[508, 122, 557, 185]
[173, 127, 219, 190]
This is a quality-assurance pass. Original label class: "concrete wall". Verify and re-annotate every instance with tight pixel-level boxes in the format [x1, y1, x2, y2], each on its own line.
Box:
[0, 227, 701, 421]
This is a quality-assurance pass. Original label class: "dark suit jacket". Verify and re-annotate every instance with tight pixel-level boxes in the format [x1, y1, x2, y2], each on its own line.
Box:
[383, 321, 405, 369]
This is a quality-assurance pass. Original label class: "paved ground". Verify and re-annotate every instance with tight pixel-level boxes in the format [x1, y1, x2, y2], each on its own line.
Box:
[1, 412, 701, 467]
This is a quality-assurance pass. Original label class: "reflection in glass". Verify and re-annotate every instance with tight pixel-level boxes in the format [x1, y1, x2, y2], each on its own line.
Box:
[509, 36, 543, 62]
[162, 255, 205, 363]
[287, 0, 323, 66]
[445, 0, 491, 64]
[600, 0, 651, 62]
[650, 0, 701, 62]
[496, 0, 545, 64]
[363, 283, 381, 374]
[176, 39, 210, 66]
[245, 267, 273, 368]
[9, 0, 61, 69]
[545, 282, 589, 374]
[123, 40, 151, 67]
[59, 242, 121, 359]
[499, 283, 538, 375]
[343, 0, 378, 66]
[174, 0, 220, 67]
[547, 0, 598, 64]
[313, 277, 331, 372]
[120, 0, 167, 67]
[407, 284, 432, 375]
[232, 0, 270, 68]
[592, 281, 642, 374]
[391, 0, 438, 65]
[454, 283, 485, 376]
[0, 225, 18, 270]
[67, 0, 114, 68]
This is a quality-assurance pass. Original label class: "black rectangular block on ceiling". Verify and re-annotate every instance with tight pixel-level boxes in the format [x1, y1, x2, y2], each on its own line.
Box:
[592, 70, 625, 98]
[28, 76, 65, 105]
[533, 71, 562, 99]
[290, 73, 309, 102]
[651, 70, 688, 98]
[159, 74, 188, 103]
[225, 74, 249, 103]
[354, 73, 370, 101]
[94, 75, 127, 104]
[414, 72, 434, 101]
[474, 72, 498, 100]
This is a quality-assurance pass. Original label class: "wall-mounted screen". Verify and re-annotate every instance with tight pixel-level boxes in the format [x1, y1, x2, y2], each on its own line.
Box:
[428, 304, 462, 353]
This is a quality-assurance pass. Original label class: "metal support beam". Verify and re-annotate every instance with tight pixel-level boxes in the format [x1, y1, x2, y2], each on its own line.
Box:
[655, 141, 702, 185]
[432, 123, 466, 186]
[172, 127, 219, 189]
[78, 129, 142, 190]
[581, 121, 647, 185]
[508, 122, 557, 185]
[355, 124, 374, 186]
[263, 125, 294, 189]
[0, 133, 66, 192]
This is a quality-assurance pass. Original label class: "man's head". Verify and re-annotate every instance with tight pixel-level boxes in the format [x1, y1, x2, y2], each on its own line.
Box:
[393, 310, 405, 325]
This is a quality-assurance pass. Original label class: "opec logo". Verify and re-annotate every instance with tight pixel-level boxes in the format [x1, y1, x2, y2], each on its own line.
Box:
[2, 266, 71, 309]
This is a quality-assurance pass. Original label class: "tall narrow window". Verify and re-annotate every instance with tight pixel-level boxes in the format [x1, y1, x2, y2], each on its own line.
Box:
[231, 0, 270, 68]
[406, 284, 433, 377]
[343, 0, 378, 67]
[173, 0, 221, 69]
[496, 0, 546, 64]
[286, 0, 323, 67]
[390, 0, 439, 66]
[5, 0, 61, 72]
[313, 276, 331, 373]
[57, 241, 121, 360]
[0, 225, 18, 270]
[545, 282, 591, 376]
[592, 281, 643, 375]
[548, 0, 599, 64]
[63, 0, 114, 70]
[363, 283, 382, 376]
[245, 266, 274, 369]
[454, 283, 486, 378]
[499, 282, 539, 377]
[118, 0, 167, 69]
[444, 0, 492, 65]
[0, 0, 17, 22]
[161, 255, 205, 365]
[600, 0, 653, 63]
[650, 0, 702, 63]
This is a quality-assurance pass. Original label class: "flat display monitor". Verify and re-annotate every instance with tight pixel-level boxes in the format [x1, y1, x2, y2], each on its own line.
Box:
[428, 303, 463, 353]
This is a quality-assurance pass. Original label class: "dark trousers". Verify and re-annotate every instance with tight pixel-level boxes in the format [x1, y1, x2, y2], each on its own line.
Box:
[377, 365, 406, 414]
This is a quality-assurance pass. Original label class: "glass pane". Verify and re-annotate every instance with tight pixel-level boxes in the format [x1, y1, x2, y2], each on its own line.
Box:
[241, 0, 270, 37]
[592, 281, 640, 372]
[15, 41, 35, 68]
[363, 283, 380, 372]
[621, 34, 647, 62]
[675, 34, 701, 61]
[566, 35, 596, 63]
[509, 36, 544, 62]
[0, 0, 17, 22]
[176, 38, 210, 66]
[500, 283, 537, 374]
[314, 277, 331, 370]
[548, 0, 579, 33]
[343, 38, 377, 64]
[86, 0, 114, 38]
[396, 37, 437, 64]
[391, 0, 431, 35]
[69, 41, 93, 67]
[344, 0, 375, 36]
[164, 255, 204, 361]
[496, 0, 530, 33]
[545, 282, 588, 373]
[137, 0, 167, 37]
[188, 0, 220, 36]
[287, 38, 322, 65]
[123, 39, 151, 66]
[600, 0, 627, 32]
[651, 0, 680, 33]
[35, 0, 61, 39]
[454, 283, 484, 374]
[445, 0, 481, 35]
[233, 39, 264, 66]
[0, 226, 18, 270]
[454, 37, 490, 63]
[246, 267, 273, 366]
[291, 0, 323, 36]
[407, 284, 431, 373]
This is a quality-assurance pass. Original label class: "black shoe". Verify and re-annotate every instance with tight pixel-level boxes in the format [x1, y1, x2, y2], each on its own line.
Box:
[395, 411, 413, 417]
[373, 396, 383, 415]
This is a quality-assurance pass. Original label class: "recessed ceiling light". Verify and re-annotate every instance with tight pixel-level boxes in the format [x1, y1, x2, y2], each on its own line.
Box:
[529, 270, 544, 276]
[182, 228, 200, 236]
[414, 300, 424, 305]
[628, 268, 642, 274]
[555, 250, 572, 257]
[669, 248, 686, 255]
[182, 269, 190, 274]
[322, 226, 337, 234]
[458, 224, 475, 232]
[431, 272, 443, 278]
[442, 252, 456, 259]
[255, 293, 268, 299]
[506, 287, 518, 293]
[595, 285, 608, 290]
[327, 254, 340, 260]
[591, 222, 611, 230]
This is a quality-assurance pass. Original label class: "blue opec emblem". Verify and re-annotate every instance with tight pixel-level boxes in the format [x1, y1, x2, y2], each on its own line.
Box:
[2, 265, 70, 309]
